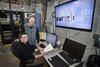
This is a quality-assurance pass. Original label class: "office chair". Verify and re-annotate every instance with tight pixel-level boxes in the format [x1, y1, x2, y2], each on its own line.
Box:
[86, 55, 100, 67]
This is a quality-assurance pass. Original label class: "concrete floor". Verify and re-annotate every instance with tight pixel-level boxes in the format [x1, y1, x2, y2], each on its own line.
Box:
[0, 44, 19, 67]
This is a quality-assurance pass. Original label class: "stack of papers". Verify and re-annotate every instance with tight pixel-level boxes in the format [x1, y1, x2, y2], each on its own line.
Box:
[44, 43, 54, 52]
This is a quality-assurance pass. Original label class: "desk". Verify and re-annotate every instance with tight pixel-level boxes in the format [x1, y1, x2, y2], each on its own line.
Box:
[39, 42, 81, 67]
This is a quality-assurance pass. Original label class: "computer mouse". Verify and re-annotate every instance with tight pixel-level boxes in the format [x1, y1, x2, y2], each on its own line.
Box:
[73, 59, 76, 61]
[40, 43, 46, 48]
[48, 58, 52, 61]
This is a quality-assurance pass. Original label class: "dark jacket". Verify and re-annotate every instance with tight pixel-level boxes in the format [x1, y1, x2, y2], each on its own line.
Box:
[11, 41, 35, 61]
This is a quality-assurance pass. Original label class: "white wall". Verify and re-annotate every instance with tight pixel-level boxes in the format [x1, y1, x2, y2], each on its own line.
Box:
[46, 0, 100, 64]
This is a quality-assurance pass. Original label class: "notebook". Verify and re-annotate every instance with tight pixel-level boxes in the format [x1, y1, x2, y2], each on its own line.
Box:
[59, 38, 86, 65]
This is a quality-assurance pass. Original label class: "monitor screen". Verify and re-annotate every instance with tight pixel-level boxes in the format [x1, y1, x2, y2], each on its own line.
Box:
[46, 33, 57, 47]
[55, 0, 95, 31]
[39, 32, 46, 41]
[63, 38, 86, 61]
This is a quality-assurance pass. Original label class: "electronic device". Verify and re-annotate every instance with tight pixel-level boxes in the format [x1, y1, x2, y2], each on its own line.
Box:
[55, 0, 95, 31]
[59, 52, 76, 65]
[59, 38, 86, 65]
[40, 43, 46, 48]
[39, 32, 46, 41]
[94, 36, 100, 48]
[46, 33, 57, 48]
[48, 55, 69, 67]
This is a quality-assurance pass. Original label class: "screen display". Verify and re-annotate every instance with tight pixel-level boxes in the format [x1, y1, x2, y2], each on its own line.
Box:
[55, 0, 95, 31]
[63, 38, 86, 61]
[39, 32, 46, 41]
[46, 33, 57, 47]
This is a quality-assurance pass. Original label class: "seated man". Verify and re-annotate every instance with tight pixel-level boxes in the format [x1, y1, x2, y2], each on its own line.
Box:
[11, 33, 46, 67]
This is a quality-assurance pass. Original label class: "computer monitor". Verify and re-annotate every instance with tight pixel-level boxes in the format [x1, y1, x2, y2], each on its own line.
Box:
[39, 32, 46, 41]
[63, 38, 86, 62]
[46, 33, 57, 48]
[55, 0, 95, 32]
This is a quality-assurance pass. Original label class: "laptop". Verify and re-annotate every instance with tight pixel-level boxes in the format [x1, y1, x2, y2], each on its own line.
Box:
[58, 38, 86, 65]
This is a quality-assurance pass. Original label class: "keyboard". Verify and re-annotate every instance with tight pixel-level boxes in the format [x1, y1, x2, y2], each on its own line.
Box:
[59, 52, 77, 65]
[48, 55, 69, 67]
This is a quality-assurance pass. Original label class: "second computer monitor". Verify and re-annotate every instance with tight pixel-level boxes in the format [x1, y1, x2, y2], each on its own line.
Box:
[46, 33, 57, 48]
[39, 32, 46, 41]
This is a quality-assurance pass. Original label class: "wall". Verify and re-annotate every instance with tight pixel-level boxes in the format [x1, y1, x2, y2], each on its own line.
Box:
[0, 2, 33, 12]
[95, 0, 100, 35]
[46, 0, 100, 64]
[93, 0, 100, 55]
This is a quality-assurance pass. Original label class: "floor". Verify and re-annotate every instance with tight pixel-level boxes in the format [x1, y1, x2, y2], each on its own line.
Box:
[0, 43, 19, 67]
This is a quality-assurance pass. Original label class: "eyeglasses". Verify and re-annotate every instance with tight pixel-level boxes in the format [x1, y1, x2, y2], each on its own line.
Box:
[21, 37, 28, 38]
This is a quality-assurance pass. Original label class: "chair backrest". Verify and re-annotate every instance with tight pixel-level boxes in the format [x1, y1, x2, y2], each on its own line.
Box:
[11, 47, 21, 60]
[86, 55, 100, 67]
[11, 44, 33, 63]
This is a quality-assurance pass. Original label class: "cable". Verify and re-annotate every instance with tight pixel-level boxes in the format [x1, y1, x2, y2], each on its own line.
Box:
[95, 47, 98, 55]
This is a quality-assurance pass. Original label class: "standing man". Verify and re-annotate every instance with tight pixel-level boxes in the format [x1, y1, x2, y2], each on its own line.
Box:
[24, 15, 40, 48]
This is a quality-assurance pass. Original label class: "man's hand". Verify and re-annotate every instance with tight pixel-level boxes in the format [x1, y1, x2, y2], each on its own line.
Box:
[37, 47, 44, 51]
[36, 43, 44, 51]
[35, 51, 47, 59]
[14, 39, 19, 42]
[41, 51, 47, 56]
[36, 43, 40, 47]
[34, 49, 39, 52]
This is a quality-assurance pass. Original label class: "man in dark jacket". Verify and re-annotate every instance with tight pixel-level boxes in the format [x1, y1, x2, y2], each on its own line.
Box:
[11, 33, 46, 67]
